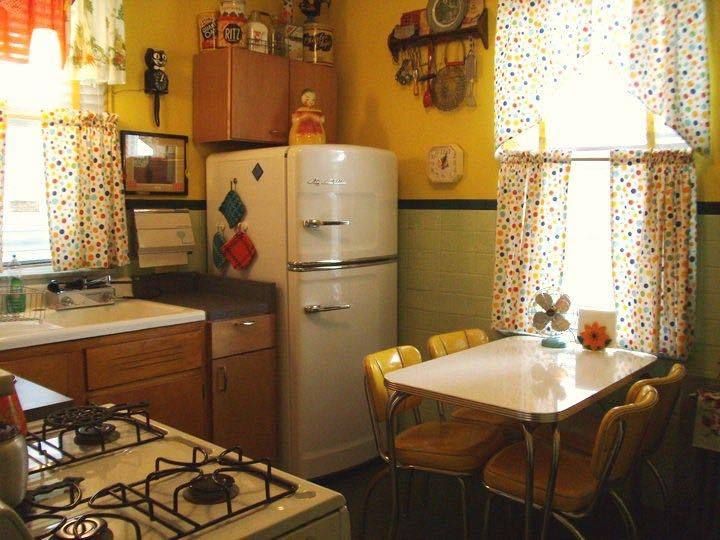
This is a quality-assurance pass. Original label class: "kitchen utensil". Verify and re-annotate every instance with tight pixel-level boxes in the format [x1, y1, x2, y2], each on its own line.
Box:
[0, 423, 28, 507]
[432, 42, 466, 111]
[222, 230, 256, 270]
[426, 0, 468, 33]
[395, 56, 413, 86]
[0, 499, 31, 540]
[423, 43, 435, 108]
[212, 226, 227, 269]
[218, 178, 246, 229]
[464, 39, 477, 107]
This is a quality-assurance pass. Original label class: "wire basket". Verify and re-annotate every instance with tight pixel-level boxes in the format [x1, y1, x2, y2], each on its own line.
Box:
[0, 284, 46, 322]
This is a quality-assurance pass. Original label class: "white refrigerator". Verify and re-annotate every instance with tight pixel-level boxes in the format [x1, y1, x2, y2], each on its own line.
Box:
[206, 145, 398, 479]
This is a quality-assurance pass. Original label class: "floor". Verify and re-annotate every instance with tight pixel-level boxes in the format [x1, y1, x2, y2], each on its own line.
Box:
[317, 458, 666, 540]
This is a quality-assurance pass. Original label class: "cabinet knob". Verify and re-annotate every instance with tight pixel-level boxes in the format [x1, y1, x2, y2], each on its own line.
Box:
[269, 129, 286, 136]
[217, 366, 228, 392]
[233, 320, 256, 327]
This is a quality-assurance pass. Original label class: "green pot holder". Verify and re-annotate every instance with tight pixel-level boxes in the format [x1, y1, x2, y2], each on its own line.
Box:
[219, 179, 246, 229]
[212, 230, 227, 269]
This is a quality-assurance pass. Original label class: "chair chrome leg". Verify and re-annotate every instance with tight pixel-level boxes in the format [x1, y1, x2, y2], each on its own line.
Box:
[386, 391, 408, 540]
[552, 512, 586, 540]
[645, 457, 669, 513]
[521, 423, 535, 540]
[359, 466, 389, 540]
[609, 489, 638, 540]
[455, 476, 469, 539]
[482, 492, 494, 540]
[403, 469, 415, 518]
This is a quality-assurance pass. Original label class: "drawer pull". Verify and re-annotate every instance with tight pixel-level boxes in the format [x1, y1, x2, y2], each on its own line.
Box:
[217, 366, 228, 392]
[234, 320, 257, 327]
[304, 304, 351, 314]
[303, 219, 351, 229]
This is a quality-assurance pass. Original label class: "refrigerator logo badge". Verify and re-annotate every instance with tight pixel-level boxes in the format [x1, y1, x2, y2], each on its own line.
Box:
[307, 177, 346, 185]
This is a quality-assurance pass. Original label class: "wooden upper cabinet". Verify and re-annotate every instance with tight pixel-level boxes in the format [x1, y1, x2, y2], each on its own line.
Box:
[193, 48, 338, 145]
[289, 61, 338, 144]
[193, 48, 289, 144]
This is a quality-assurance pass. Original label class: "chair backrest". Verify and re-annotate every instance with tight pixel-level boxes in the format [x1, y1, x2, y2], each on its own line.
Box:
[427, 328, 489, 359]
[363, 346, 424, 425]
[590, 385, 658, 483]
[624, 363, 686, 456]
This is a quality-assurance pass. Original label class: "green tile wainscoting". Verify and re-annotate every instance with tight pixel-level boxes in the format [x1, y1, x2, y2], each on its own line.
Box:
[398, 204, 720, 380]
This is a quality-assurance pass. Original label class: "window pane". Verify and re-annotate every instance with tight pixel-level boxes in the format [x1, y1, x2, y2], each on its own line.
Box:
[563, 161, 615, 310]
[2, 118, 51, 264]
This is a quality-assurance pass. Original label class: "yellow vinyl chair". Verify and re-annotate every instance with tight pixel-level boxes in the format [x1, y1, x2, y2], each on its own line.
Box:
[361, 345, 505, 539]
[535, 363, 686, 516]
[427, 329, 522, 437]
[482, 385, 659, 540]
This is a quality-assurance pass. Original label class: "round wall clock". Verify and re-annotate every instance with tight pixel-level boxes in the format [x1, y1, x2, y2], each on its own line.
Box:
[426, 0, 468, 34]
[427, 144, 464, 183]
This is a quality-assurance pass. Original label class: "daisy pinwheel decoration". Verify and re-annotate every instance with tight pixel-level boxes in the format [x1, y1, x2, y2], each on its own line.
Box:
[531, 292, 572, 348]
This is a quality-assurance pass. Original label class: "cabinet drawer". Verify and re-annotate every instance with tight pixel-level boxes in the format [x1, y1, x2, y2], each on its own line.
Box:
[86, 328, 204, 390]
[211, 314, 275, 358]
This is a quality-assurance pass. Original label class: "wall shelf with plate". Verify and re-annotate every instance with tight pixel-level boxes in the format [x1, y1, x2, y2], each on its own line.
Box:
[387, 8, 488, 63]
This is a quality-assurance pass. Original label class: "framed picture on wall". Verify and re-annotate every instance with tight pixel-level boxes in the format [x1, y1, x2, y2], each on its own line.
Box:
[121, 131, 188, 194]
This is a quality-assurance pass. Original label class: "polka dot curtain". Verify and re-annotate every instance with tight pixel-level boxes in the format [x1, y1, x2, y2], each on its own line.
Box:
[0, 103, 5, 271]
[491, 151, 572, 333]
[610, 150, 697, 360]
[494, 0, 710, 154]
[41, 109, 130, 271]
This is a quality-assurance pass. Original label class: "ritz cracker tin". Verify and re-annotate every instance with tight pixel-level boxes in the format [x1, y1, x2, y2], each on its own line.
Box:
[302, 23, 334, 65]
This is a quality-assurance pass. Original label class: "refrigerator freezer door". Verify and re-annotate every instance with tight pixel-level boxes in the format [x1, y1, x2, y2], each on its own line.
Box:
[286, 261, 397, 478]
[287, 146, 398, 266]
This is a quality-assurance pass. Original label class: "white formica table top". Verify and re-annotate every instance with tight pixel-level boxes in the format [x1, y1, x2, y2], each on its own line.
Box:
[384, 335, 658, 422]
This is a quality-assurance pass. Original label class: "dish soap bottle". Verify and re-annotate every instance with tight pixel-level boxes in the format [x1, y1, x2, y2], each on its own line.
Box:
[5, 255, 25, 314]
[217, 0, 247, 48]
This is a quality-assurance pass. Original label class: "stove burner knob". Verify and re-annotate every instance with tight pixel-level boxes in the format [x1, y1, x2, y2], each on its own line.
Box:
[100, 292, 114, 303]
[61, 296, 75, 307]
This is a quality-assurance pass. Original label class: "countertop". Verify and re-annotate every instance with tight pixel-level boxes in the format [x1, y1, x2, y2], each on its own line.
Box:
[15, 376, 73, 421]
[132, 272, 276, 321]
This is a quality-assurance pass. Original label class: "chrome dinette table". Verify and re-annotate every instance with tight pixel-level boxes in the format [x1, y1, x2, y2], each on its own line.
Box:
[383, 335, 657, 539]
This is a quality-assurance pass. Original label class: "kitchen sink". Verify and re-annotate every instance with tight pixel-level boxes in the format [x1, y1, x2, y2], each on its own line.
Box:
[0, 299, 205, 351]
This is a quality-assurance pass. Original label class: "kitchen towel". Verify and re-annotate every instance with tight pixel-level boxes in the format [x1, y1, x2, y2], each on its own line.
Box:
[222, 230, 256, 270]
[212, 230, 227, 269]
[218, 189, 247, 229]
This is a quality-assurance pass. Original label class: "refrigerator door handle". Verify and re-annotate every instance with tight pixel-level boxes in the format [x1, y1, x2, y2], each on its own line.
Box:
[304, 304, 352, 314]
[303, 219, 351, 229]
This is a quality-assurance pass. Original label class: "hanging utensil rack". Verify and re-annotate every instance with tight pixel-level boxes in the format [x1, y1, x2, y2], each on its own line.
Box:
[387, 8, 489, 63]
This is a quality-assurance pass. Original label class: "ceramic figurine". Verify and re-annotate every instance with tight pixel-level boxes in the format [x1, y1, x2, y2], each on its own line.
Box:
[289, 88, 326, 145]
[299, 0, 330, 21]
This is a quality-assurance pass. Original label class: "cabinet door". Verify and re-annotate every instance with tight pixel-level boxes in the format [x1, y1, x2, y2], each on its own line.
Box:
[193, 48, 232, 143]
[289, 61, 338, 143]
[230, 48, 289, 143]
[88, 370, 207, 440]
[213, 349, 277, 461]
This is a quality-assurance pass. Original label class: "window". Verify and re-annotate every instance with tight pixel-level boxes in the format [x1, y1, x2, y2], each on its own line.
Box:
[1, 29, 105, 266]
[514, 47, 687, 311]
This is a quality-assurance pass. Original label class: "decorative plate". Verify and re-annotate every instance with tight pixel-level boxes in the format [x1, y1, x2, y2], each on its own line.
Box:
[426, 0, 468, 34]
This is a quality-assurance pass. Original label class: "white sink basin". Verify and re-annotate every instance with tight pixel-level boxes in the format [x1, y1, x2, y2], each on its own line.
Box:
[0, 299, 205, 351]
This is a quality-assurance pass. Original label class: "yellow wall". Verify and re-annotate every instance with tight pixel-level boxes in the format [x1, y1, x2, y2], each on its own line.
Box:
[118, 1, 718, 202]
[331, 0, 498, 200]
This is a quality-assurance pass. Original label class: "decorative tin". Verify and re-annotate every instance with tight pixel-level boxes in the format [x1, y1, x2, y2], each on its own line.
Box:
[302, 23, 334, 65]
[197, 11, 217, 50]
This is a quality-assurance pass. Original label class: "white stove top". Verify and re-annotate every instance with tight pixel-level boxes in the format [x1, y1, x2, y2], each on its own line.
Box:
[20, 412, 349, 539]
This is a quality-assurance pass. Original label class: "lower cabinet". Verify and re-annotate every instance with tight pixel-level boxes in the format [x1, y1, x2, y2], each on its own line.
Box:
[0, 322, 207, 438]
[88, 369, 207, 440]
[212, 348, 277, 461]
[209, 314, 277, 461]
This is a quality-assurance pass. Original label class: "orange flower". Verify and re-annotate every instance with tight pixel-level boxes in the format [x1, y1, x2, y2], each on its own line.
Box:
[578, 322, 611, 351]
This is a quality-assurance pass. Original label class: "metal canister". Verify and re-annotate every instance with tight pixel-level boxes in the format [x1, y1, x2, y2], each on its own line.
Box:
[302, 23, 334, 66]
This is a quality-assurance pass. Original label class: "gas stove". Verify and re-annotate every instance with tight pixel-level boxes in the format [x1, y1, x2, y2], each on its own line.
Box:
[8, 404, 350, 539]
